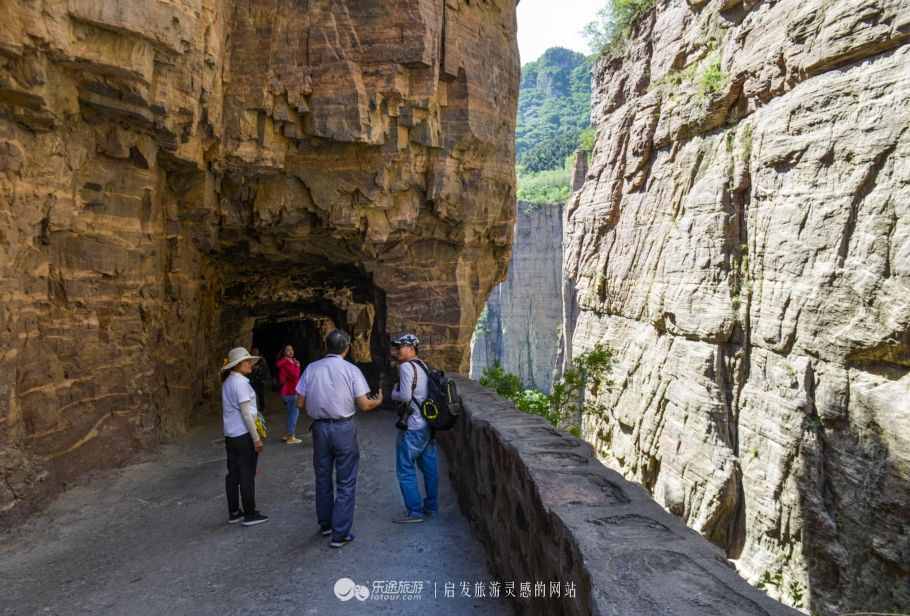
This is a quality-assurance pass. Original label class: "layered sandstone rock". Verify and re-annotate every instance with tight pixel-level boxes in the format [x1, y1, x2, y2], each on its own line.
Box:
[471, 201, 564, 393]
[0, 0, 518, 523]
[563, 0, 910, 613]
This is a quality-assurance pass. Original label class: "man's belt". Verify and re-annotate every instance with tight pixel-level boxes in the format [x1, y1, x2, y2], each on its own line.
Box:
[312, 416, 353, 423]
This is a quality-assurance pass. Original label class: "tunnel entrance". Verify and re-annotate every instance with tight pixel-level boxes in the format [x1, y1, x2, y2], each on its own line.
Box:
[253, 317, 326, 373]
[252, 314, 332, 377]
[249, 306, 388, 389]
[220, 258, 391, 395]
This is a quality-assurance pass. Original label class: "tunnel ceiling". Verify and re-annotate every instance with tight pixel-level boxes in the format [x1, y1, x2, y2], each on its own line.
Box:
[221, 258, 378, 313]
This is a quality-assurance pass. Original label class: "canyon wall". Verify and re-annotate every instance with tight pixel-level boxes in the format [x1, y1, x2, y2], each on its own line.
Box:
[471, 201, 563, 392]
[0, 0, 518, 524]
[563, 0, 909, 614]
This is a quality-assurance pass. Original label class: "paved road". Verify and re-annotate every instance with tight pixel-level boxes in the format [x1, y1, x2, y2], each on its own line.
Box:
[0, 404, 511, 615]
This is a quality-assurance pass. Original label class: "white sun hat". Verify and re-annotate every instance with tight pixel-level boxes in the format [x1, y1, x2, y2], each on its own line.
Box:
[221, 347, 261, 371]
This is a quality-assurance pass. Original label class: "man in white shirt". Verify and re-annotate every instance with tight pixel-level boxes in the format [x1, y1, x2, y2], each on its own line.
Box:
[389, 333, 439, 524]
[295, 330, 382, 547]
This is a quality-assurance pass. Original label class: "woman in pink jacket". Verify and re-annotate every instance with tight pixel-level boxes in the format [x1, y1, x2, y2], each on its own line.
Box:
[275, 344, 302, 444]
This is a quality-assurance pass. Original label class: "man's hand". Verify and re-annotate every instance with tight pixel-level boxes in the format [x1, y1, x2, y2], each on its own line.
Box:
[254, 440, 263, 453]
[356, 389, 383, 412]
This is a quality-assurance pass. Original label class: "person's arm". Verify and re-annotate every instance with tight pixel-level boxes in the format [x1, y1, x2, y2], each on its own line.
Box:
[390, 363, 412, 403]
[353, 368, 381, 412]
[239, 400, 262, 452]
[355, 390, 382, 412]
[294, 367, 306, 410]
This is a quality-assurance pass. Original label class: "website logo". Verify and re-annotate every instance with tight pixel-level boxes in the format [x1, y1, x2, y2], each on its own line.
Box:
[334, 577, 370, 602]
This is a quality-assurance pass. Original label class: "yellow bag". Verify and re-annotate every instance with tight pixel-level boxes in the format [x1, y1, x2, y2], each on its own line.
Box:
[254, 413, 269, 440]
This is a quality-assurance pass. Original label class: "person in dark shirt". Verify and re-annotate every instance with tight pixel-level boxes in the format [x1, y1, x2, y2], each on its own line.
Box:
[248, 346, 270, 418]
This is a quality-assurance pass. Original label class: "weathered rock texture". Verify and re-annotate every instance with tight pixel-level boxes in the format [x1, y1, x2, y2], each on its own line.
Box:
[0, 0, 518, 523]
[562, 0, 910, 613]
[571, 149, 589, 192]
[442, 377, 800, 616]
[471, 201, 563, 392]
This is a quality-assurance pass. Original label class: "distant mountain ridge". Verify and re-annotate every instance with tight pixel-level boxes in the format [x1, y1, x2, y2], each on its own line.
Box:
[516, 47, 592, 174]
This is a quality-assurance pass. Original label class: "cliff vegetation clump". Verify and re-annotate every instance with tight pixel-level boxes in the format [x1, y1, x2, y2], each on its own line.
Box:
[480, 344, 614, 437]
[583, 0, 656, 56]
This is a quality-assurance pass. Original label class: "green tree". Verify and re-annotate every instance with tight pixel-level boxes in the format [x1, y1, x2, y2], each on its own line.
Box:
[516, 166, 571, 204]
[583, 0, 657, 56]
[522, 131, 579, 173]
[578, 127, 596, 151]
[479, 344, 614, 435]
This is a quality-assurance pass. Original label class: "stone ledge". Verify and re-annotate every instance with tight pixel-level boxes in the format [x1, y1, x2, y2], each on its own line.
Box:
[440, 376, 801, 616]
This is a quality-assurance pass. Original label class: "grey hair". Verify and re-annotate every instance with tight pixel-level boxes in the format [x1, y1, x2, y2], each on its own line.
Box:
[326, 329, 351, 355]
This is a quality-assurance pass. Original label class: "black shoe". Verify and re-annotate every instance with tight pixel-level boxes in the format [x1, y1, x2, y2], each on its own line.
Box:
[319, 525, 332, 537]
[241, 511, 269, 527]
[228, 511, 244, 524]
[329, 534, 355, 548]
[394, 514, 424, 524]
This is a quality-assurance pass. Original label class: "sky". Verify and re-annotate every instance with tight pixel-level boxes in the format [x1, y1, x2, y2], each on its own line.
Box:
[516, 0, 602, 64]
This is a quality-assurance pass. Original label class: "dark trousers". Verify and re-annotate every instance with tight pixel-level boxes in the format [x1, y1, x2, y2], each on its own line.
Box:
[311, 419, 359, 541]
[225, 433, 258, 516]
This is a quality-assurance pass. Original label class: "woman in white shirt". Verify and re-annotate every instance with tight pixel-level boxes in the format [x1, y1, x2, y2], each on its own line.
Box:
[222, 347, 269, 526]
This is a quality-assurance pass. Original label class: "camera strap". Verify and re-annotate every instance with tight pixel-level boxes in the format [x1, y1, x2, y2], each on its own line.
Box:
[407, 361, 420, 415]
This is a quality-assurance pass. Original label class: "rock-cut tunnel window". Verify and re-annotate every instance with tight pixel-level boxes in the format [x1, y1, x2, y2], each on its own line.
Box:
[227, 262, 390, 390]
[252, 315, 331, 378]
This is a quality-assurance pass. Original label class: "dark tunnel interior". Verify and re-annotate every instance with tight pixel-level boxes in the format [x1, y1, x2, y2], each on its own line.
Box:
[252, 316, 325, 378]
[247, 294, 390, 391]
[217, 255, 398, 419]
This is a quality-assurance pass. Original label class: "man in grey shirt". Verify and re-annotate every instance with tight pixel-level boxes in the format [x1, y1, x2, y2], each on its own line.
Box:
[390, 333, 438, 524]
[295, 330, 382, 547]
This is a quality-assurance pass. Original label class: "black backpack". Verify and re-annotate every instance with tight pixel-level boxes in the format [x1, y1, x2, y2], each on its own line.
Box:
[406, 360, 462, 431]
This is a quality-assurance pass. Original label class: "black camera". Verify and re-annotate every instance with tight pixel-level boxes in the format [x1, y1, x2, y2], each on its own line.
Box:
[395, 405, 408, 431]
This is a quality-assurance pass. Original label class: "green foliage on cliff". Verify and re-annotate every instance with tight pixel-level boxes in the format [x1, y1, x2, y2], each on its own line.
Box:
[474, 305, 492, 336]
[479, 364, 554, 419]
[516, 165, 571, 204]
[584, 0, 657, 56]
[479, 343, 615, 436]
[578, 127, 596, 151]
[515, 47, 593, 204]
[698, 57, 726, 96]
[479, 363, 523, 399]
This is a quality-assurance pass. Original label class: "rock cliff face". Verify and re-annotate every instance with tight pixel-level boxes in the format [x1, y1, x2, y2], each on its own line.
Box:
[0, 0, 518, 523]
[563, 0, 909, 613]
[471, 201, 563, 392]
